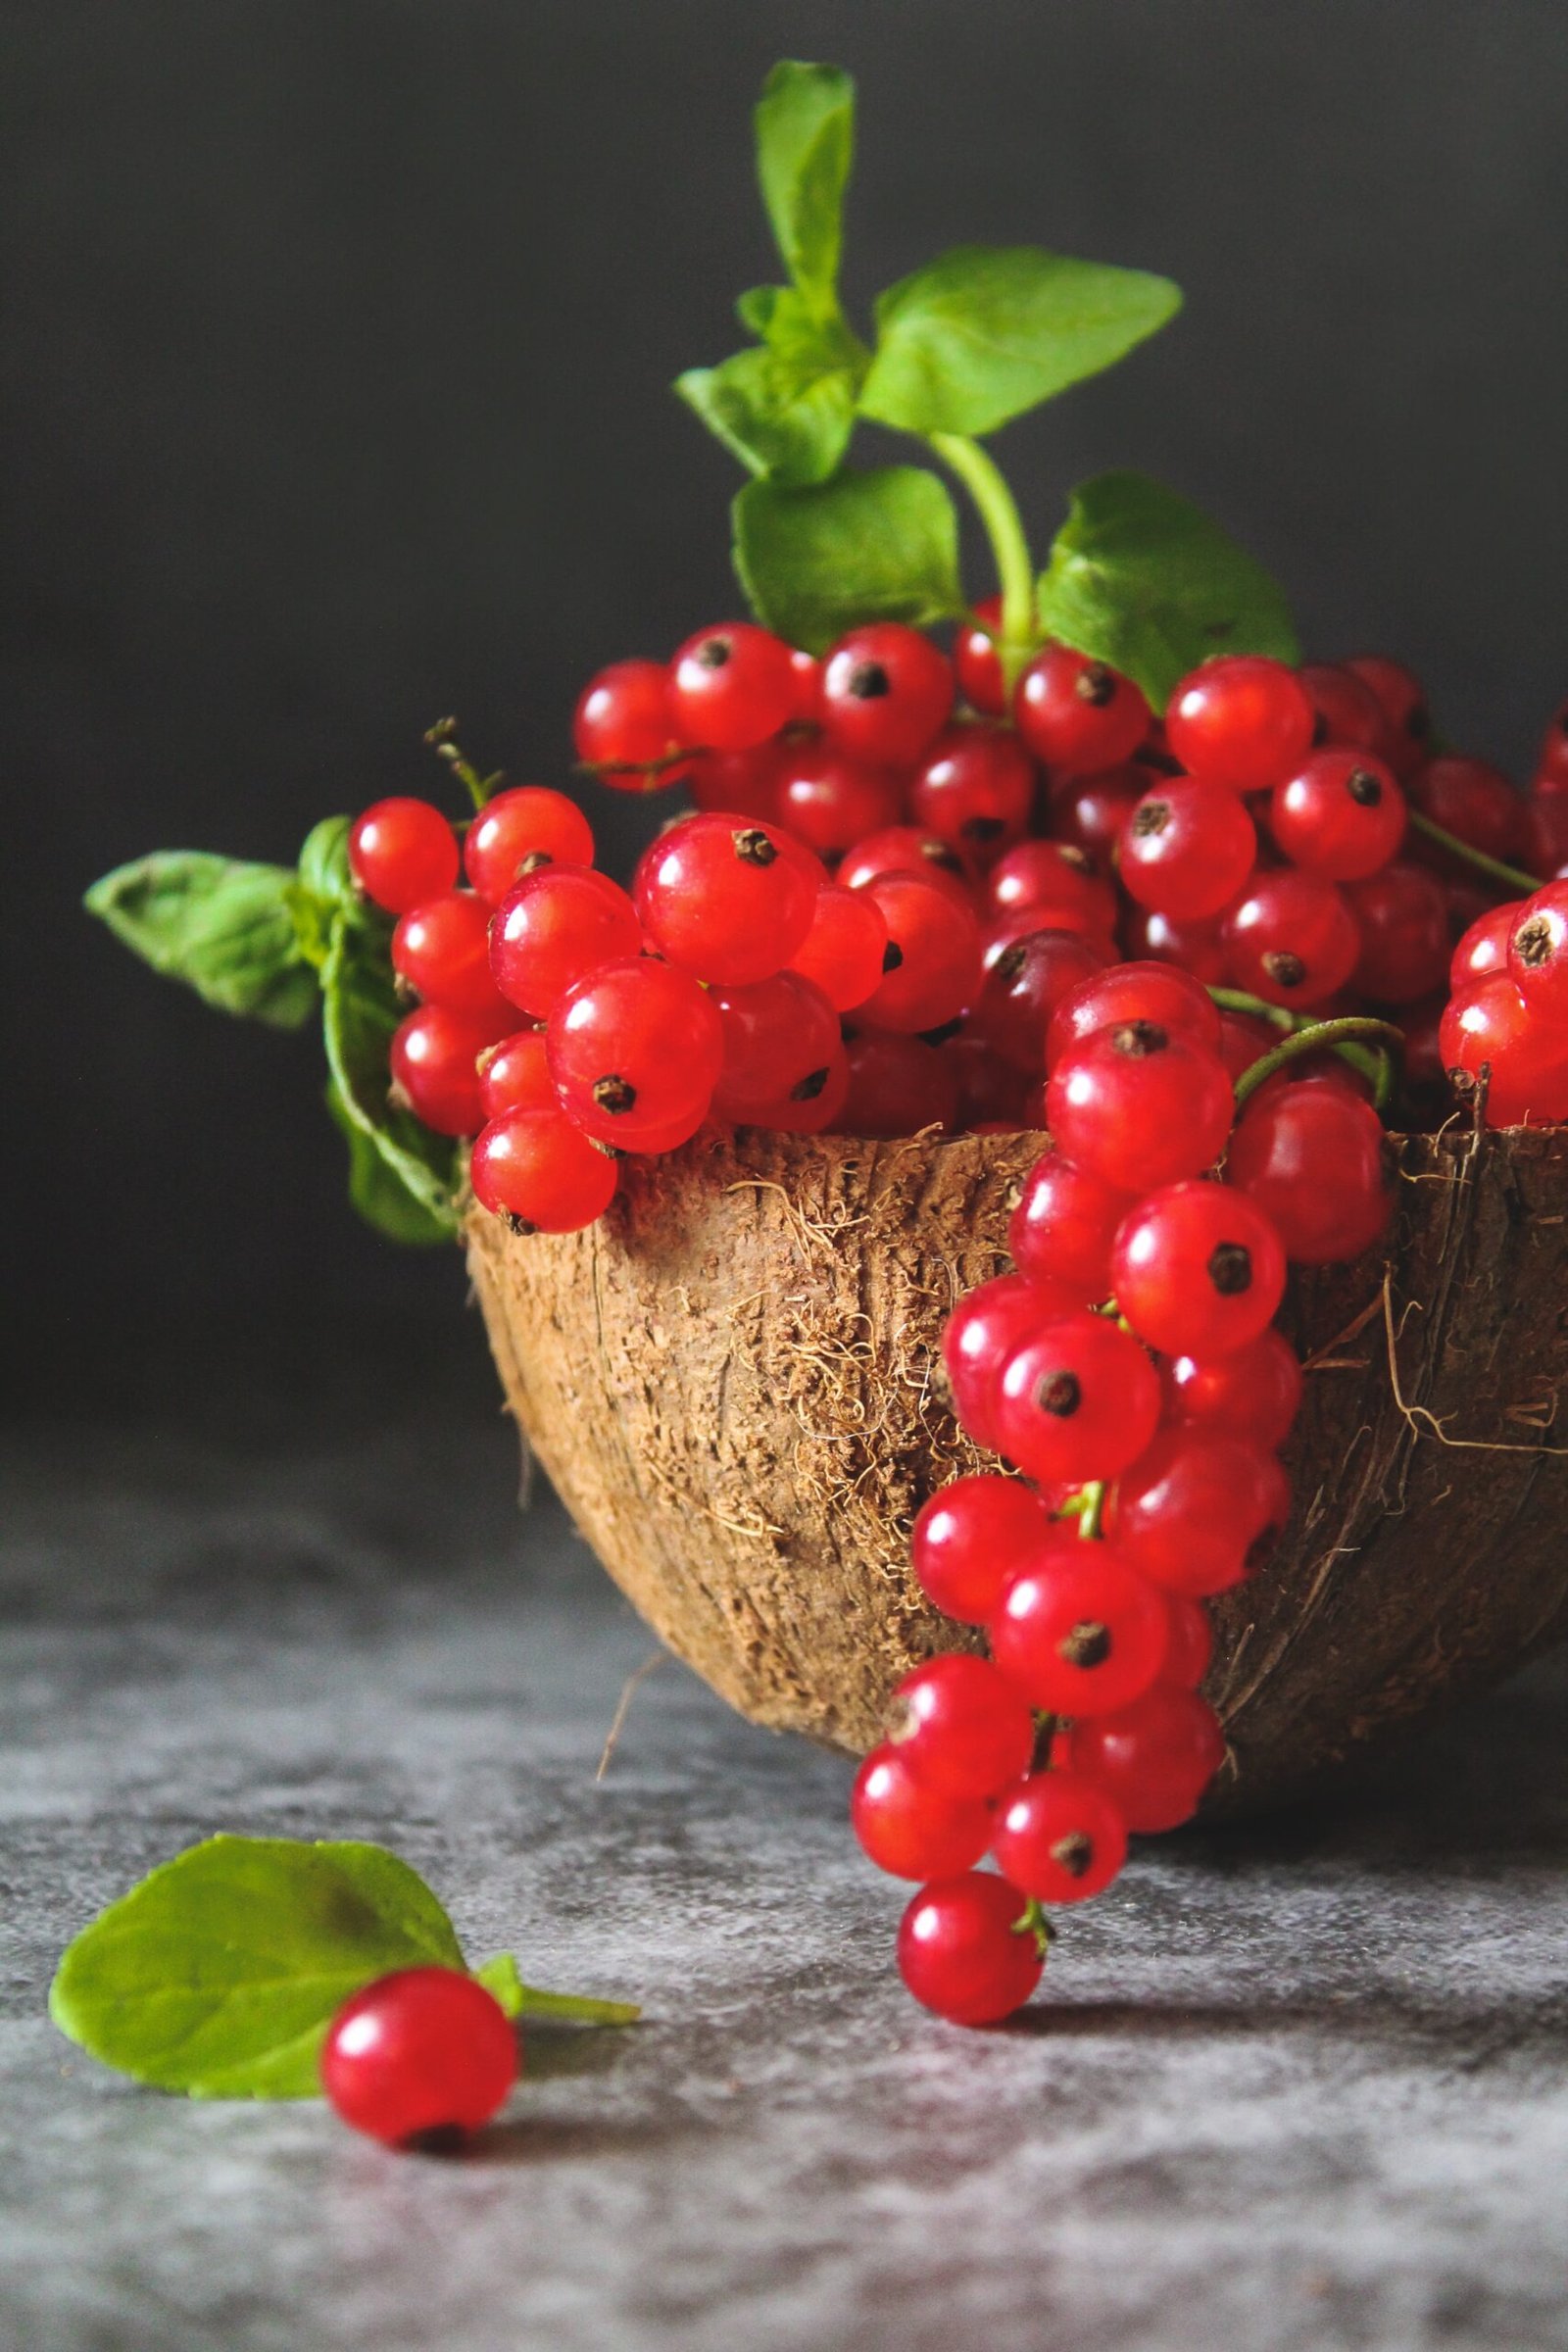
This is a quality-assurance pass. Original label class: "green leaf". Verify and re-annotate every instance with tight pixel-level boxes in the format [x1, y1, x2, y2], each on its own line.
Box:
[84, 853, 318, 1029]
[1036, 469, 1301, 710]
[296, 814, 356, 907]
[325, 1079, 454, 1247]
[320, 910, 463, 1242]
[474, 1952, 641, 2028]
[49, 1836, 468, 2098]
[676, 291, 864, 486]
[732, 465, 962, 652]
[754, 61, 855, 316]
[858, 245, 1182, 436]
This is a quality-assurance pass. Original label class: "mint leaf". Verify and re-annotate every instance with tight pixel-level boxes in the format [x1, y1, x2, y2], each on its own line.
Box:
[325, 1079, 454, 1247]
[84, 853, 318, 1029]
[1036, 469, 1300, 709]
[754, 61, 855, 318]
[858, 245, 1182, 436]
[49, 1836, 467, 2098]
[296, 814, 356, 908]
[733, 465, 962, 652]
[676, 291, 862, 486]
[474, 1952, 640, 2028]
[320, 909, 463, 1242]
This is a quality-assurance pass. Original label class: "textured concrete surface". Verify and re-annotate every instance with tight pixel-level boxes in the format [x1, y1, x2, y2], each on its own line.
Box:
[3, 1417, 1567, 2352]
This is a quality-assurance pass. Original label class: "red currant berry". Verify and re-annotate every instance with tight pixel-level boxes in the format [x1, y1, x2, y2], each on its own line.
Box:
[1045, 959, 1223, 1069]
[942, 1271, 1086, 1453]
[1410, 756, 1525, 872]
[1270, 749, 1406, 881]
[1119, 778, 1257, 919]
[1535, 697, 1568, 790]
[1346, 861, 1451, 1004]
[988, 839, 1117, 934]
[1008, 1150, 1136, 1299]
[787, 883, 888, 1012]
[1227, 1083, 1395, 1264]
[1160, 1592, 1215, 1689]
[490, 864, 642, 1018]
[992, 1531, 1169, 1715]
[393, 891, 514, 1025]
[787, 646, 822, 722]
[1167, 656, 1314, 793]
[573, 659, 693, 789]
[954, 594, 1005, 716]
[751, 1043, 852, 1135]
[1014, 646, 1150, 774]
[547, 957, 724, 1151]
[1061, 1685, 1226, 1832]
[349, 799, 459, 914]
[1344, 655, 1432, 779]
[896, 1872, 1043, 2024]
[946, 1036, 1030, 1130]
[820, 624, 954, 766]
[469, 1104, 619, 1232]
[984, 899, 1117, 968]
[772, 743, 906, 859]
[1440, 973, 1568, 1127]
[710, 970, 842, 1120]
[994, 1310, 1162, 1485]
[857, 871, 982, 1034]
[1507, 881, 1568, 1021]
[910, 723, 1034, 864]
[635, 812, 815, 986]
[972, 927, 1106, 1073]
[1298, 662, 1393, 757]
[464, 787, 595, 906]
[687, 743, 785, 820]
[1222, 869, 1360, 1008]
[889, 1653, 1035, 1800]
[852, 1745, 995, 1881]
[839, 1029, 959, 1139]
[1120, 906, 1229, 985]
[1215, 1007, 1282, 1084]
[1047, 1024, 1234, 1194]
[1110, 1180, 1287, 1357]
[476, 1027, 552, 1122]
[1049, 763, 1147, 862]
[1450, 901, 1525, 992]
[838, 825, 969, 901]
[666, 622, 798, 752]
[1161, 1326, 1303, 1451]
[320, 1966, 516, 2146]
[911, 1473, 1054, 1625]
[1526, 790, 1568, 879]
[1110, 1427, 1291, 1596]
[391, 1005, 512, 1138]
[990, 1770, 1129, 1904]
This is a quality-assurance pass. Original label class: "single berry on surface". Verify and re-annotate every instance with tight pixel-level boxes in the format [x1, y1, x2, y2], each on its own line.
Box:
[851, 1745, 995, 1881]
[896, 1873, 1044, 2025]
[469, 1103, 619, 1232]
[350, 799, 460, 914]
[320, 1966, 516, 2146]
[989, 1771, 1129, 1905]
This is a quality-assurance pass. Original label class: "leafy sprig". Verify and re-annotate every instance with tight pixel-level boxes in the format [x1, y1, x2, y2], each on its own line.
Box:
[677, 60, 1298, 703]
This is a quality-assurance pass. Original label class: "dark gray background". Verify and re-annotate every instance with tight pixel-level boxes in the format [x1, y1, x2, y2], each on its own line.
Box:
[8, 0, 1567, 1424]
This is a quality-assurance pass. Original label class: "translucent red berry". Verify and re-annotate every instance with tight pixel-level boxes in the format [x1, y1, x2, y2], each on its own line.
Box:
[547, 957, 724, 1151]
[1346, 861, 1451, 1004]
[953, 594, 1004, 716]
[476, 1027, 553, 1122]
[469, 1104, 619, 1232]
[1008, 1150, 1136, 1300]
[819, 623, 955, 765]
[1110, 1180, 1287, 1356]
[971, 927, 1106, 1073]
[320, 1966, 516, 2146]
[1014, 646, 1150, 773]
[856, 871, 982, 1034]
[771, 743, 906, 858]
[1119, 779, 1257, 919]
[1045, 959, 1223, 1069]
[988, 839, 1117, 935]
[572, 659, 687, 787]
[1166, 656, 1314, 793]
[635, 812, 815, 985]
[989, 1770, 1129, 1904]
[1227, 1083, 1395, 1264]
[910, 723, 1035, 863]
[1160, 1327, 1303, 1451]
[787, 884, 889, 1012]
[1450, 901, 1525, 992]
[350, 799, 460, 914]
[1046, 1023, 1234, 1194]
[1109, 1428, 1290, 1596]
[993, 1310, 1162, 1484]
[992, 1531, 1169, 1715]
[391, 1004, 512, 1138]
[851, 1745, 995, 1881]
[710, 970, 842, 1122]
[489, 864, 642, 1018]
[1410, 756, 1524, 868]
[840, 1029, 959, 1138]
[1344, 656, 1431, 780]
[1298, 662, 1393, 758]
[942, 1272, 1085, 1453]
[666, 622, 798, 752]
[1270, 749, 1406, 881]
[1439, 974, 1568, 1127]
[1120, 906, 1230, 984]
[1222, 869, 1360, 1008]
[838, 825, 970, 899]
[464, 787, 594, 905]
[1160, 1592, 1215, 1690]
[897, 1872, 1043, 2024]
[1061, 1685, 1225, 1833]
[393, 891, 514, 1025]
[888, 1654, 1035, 1800]
[910, 1474, 1054, 1626]
[1507, 881, 1568, 1021]
[1049, 764, 1147, 862]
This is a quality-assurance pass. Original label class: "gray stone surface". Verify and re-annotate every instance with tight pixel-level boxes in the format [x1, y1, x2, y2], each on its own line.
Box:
[3, 1416, 1567, 2352]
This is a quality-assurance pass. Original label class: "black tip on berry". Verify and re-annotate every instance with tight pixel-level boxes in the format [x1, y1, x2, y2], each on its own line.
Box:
[791, 1065, 830, 1102]
[961, 814, 1005, 844]
[733, 826, 778, 867]
[994, 942, 1027, 983]
[501, 1211, 538, 1238]
[696, 635, 731, 670]
[1074, 662, 1115, 707]
[1050, 1831, 1095, 1879]
[1346, 766, 1383, 808]
[1034, 1369, 1082, 1418]
[1261, 950, 1307, 990]
[849, 661, 891, 702]
[1110, 1019, 1168, 1058]
[1207, 1241, 1253, 1296]
[517, 850, 553, 876]
[1131, 800, 1171, 839]
[1056, 1619, 1111, 1669]
[882, 940, 906, 973]
[593, 1074, 637, 1115]
[1514, 912, 1553, 969]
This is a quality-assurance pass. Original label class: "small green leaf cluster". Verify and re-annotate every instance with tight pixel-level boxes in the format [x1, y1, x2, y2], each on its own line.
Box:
[677, 61, 1298, 703]
[85, 814, 464, 1245]
[49, 1834, 639, 2099]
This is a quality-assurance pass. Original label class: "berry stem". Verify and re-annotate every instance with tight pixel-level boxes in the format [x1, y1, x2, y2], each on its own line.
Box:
[1232, 1015, 1406, 1109]
[1406, 808, 1542, 896]
[925, 433, 1038, 694]
[1208, 985, 1391, 1100]
[1076, 1479, 1107, 1541]
[425, 717, 502, 812]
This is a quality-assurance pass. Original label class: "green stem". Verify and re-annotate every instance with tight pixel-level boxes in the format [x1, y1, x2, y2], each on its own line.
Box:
[425, 718, 500, 812]
[1233, 1016, 1406, 1109]
[509, 1984, 642, 2027]
[925, 432, 1038, 695]
[1077, 1480, 1106, 1541]
[1406, 808, 1541, 897]
[1208, 985, 1390, 1100]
